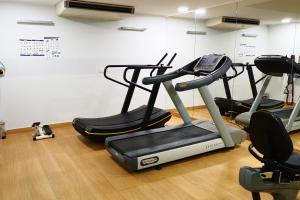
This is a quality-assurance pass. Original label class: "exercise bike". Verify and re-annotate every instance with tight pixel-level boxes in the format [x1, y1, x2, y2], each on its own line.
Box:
[240, 111, 300, 200]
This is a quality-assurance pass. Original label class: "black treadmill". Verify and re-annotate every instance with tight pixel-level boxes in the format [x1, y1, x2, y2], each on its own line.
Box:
[73, 54, 176, 140]
[106, 54, 246, 171]
[215, 63, 284, 116]
[235, 55, 300, 132]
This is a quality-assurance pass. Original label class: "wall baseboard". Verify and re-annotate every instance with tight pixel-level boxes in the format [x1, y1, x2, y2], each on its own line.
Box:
[6, 122, 72, 135]
[6, 106, 206, 135]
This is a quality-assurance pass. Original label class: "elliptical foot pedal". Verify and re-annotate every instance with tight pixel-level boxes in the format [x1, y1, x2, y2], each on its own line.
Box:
[32, 122, 55, 141]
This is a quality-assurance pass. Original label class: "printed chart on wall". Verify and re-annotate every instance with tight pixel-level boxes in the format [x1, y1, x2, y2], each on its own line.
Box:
[45, 37, 60, 59]
[237, 34, 258, 63]
[19, 37, 61, 59]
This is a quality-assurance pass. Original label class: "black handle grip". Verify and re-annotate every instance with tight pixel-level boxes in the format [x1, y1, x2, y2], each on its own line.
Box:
[232, 63, 255, 67]
[167, 53, 177, 66]
[175, 76, 213, 91]
[143, 70, 182, 85]
[156, 53, 168, 66]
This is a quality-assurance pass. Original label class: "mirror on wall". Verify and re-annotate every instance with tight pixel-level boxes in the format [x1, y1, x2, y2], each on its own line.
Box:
[164, 1, 244, 120]
[164, 11, 199, 121]
[164, 0, 300, 124]
[248, 0, 300, 106]
[198, 0, 273, 121]
[208, 0, 299, 119]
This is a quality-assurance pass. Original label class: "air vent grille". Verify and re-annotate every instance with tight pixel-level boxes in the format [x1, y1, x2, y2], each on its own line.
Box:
[65, 0, 135, 14]
[222, 16, 260, 25]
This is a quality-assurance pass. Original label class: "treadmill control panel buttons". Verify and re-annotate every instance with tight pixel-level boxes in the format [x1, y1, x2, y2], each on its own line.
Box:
[140, 156, 159, 166]
[194, 54, 224, 73]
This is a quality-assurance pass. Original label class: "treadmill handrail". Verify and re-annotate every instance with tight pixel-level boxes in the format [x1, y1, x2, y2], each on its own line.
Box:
[224, 63, 256, 81]
[226, 65, 244, 80]
[104, 64, 172, 88]
[232, 63, 255, 67]
[103, 53, 169, 88]
[175, 57, 232, 91]
[123, 67, 165, 93]
[150, 53, 177, 77]
[142, 69, 189, 85]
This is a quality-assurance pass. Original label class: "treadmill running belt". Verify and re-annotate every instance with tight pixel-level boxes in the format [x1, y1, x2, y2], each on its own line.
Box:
[75, 105, 162, 127]
[73, 105, 171, 135]
[274, 108, 300, 119]
[215, 97, 284, 117]
[241, 98, 284, 108]
[110, 126, 219, 157]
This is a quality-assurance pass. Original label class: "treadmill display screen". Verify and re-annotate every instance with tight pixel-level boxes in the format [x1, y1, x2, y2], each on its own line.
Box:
[194, 54, 224, 73]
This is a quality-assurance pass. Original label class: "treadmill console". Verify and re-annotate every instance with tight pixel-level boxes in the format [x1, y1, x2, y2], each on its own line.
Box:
[194, 54, 225, 73]
[255, 55, 300, 75]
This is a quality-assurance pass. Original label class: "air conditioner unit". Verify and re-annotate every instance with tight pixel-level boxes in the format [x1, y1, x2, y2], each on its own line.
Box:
[206, 16, 260, 30]
[56, 0, 135, 21]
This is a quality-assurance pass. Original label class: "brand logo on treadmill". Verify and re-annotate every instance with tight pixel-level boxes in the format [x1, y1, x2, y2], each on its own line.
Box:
[140, 156, 159, 166]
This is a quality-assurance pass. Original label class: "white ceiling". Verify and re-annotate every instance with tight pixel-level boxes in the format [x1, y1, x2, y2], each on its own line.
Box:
[2, 0, 300, 24]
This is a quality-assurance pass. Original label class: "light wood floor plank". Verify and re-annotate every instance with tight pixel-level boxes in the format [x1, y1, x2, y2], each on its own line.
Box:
[1, 108, 300, 199]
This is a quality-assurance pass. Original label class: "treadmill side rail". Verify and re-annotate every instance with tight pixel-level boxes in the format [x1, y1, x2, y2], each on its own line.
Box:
[107, 138, 225, 171]
[286, 97, 300, 132]
[249, 75, 272, 114]
[136, 138, 225, 170]
[163, 81, 192, 124]
[198, 86, 236, 147]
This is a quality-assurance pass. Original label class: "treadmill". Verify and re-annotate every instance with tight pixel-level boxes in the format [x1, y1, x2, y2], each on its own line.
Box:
[105, 54, 247, 171]
[73, 54, 176, 140]
[235, 55, 300, 132]
[215, 63, 284, 116]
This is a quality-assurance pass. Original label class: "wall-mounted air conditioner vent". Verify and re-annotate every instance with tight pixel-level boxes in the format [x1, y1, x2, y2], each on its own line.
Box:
[56, 0, 135, 21]
[206, 16, 260, 30]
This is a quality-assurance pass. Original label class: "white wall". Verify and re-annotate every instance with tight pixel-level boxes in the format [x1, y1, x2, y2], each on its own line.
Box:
[0, 2, 169, 129]
[0, 2, 269, 129]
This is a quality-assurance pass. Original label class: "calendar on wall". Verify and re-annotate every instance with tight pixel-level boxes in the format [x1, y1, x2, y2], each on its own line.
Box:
[19, 37, 61, 59]
[20, 39, 45, 56]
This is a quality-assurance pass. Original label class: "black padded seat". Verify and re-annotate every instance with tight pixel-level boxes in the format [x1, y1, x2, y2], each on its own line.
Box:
[249, 111, 300, 170]
[73, 105, 171, 139]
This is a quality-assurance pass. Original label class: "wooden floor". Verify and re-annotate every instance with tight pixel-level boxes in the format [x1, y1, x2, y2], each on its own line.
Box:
[1, 108, 300, 200]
